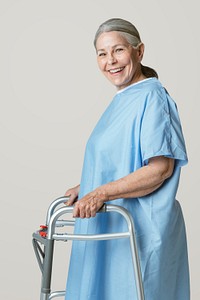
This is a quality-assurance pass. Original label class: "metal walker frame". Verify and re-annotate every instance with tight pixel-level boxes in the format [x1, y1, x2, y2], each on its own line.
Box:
[32, 196, 145, 300]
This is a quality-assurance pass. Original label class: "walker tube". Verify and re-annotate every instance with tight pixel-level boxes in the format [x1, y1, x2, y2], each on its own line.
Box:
[49, 291, 66, 299]
[32, 238, 45, 273]
[46, 196, 69, 225]
[40, 239, 54, 300]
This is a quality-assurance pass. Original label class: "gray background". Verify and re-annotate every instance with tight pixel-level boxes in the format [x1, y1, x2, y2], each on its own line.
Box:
[0, 1, 199, 299]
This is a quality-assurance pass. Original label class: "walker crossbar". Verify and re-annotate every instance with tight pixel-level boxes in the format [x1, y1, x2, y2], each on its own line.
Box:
[32, 196, 145, 300]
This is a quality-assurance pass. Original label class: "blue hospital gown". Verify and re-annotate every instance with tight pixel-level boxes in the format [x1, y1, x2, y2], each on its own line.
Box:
[65, 78, 190, 300]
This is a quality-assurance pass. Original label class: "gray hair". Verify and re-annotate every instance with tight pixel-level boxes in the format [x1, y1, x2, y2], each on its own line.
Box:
[94, 18, 158, 79]
[94, 18, 142, 48]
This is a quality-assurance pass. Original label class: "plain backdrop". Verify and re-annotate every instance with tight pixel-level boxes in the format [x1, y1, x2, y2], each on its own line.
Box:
[0, 1, 199, 299]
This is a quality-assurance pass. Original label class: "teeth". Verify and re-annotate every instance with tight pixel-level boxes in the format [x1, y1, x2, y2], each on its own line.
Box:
[109, 67, 124, 74]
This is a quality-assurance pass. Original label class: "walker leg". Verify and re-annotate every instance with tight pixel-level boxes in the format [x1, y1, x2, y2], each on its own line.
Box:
[40, 239, 55, 300]
[40, 293, 49, 300]
[129, 233, 145, 300]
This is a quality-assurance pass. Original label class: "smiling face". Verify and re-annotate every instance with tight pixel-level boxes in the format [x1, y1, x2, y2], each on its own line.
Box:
[96, 31, 145, 90]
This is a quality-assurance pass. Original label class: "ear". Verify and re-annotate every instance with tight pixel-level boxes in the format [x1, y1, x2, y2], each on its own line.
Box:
[137, 43, 145, 61]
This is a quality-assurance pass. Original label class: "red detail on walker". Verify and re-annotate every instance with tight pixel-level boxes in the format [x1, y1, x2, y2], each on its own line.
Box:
[39, 231, 47, 237]
[40, 225, 48, 229]
[39, 225, 48, 238]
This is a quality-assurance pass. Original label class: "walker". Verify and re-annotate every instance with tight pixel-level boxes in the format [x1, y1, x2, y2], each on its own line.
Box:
[32, 196, 145, 300]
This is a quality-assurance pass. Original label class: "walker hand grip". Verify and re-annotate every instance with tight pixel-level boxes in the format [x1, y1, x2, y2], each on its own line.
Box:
[98, 204, 107, 213]
[46, 196, 70, 225]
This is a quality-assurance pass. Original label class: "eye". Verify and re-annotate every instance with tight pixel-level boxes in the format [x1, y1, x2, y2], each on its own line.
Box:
[115, 48, 124, 53]
[98, 52, 106, 57]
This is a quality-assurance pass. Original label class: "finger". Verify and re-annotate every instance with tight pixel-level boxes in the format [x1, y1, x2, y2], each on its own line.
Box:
[65, 194, 74, 206]
[64, 194, 70, 205]
[97, 201, 105, 212]
[64, 190, 71, 205]
[66, 195, 78, 206]
[85, 204, 91, 218]
[73, 202, 80, 218]
[90, 202, 97, 217]
[79, 203, 86, 219]
[66, 198, 74, 206]
[65, 200, 73, 206]
[64, 189, 71, 196]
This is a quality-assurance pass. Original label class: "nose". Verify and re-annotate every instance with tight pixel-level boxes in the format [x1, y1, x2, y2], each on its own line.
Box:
[107, 53, 116, 65]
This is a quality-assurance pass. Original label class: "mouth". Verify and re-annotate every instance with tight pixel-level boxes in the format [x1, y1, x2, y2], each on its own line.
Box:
[108, 67, 125, 74]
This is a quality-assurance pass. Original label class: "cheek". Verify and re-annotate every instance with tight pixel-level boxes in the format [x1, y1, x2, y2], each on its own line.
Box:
[121, 54, 134, 69]
[97, 58, 102, 68]
[97, 60, 106, 73]
[128, 58, 137, 72]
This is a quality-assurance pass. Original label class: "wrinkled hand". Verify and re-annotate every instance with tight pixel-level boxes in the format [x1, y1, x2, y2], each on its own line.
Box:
[64, 184, 80, 206]
[73, 191, 106, 218]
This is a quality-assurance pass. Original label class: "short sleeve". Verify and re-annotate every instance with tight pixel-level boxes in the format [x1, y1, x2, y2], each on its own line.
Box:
[140, 87, 188, 167]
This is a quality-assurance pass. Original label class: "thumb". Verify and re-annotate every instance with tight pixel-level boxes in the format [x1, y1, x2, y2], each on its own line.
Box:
[65, 194, 78, 206]
[64, 193, 71, 206]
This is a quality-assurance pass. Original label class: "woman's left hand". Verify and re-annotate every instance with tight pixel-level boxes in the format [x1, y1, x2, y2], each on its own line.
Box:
[73, 190, 106, 218]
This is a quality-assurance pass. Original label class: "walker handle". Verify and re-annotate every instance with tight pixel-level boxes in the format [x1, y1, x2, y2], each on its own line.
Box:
[46, 196, 107, 225]
[46, 196, 69, 225]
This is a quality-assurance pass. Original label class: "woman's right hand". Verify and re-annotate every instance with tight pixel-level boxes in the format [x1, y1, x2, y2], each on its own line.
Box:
[64, 184, 80, 206]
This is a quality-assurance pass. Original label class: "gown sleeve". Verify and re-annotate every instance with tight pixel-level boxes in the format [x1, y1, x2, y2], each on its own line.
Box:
[140, 87, 188, 167]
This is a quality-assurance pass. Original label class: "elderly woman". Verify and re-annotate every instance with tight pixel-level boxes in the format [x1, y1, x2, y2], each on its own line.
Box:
[64, 18, 190, 300]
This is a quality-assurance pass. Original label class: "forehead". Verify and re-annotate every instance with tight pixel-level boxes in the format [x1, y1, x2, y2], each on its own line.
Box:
[96, 31, 129, 50]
